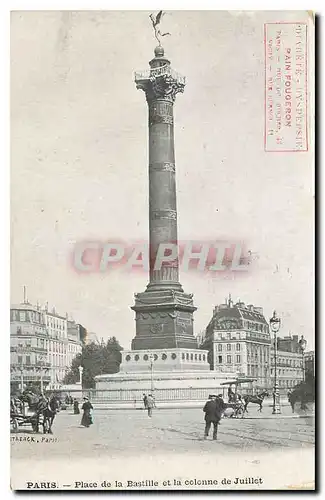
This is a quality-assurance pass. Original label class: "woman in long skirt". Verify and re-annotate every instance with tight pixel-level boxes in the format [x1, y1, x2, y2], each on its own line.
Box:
[73, 399, 80, 415]
[81, 397, 93, 427]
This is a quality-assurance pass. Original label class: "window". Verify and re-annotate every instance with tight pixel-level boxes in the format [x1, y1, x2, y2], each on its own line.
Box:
[227, 343, 231, 351]
[144, 354, 149, 361]
[16, 326, 22, 334]
[162, 354, 167, 360]
[218, 355, 222, 364]
[190, 354, 193, 361]
[17, 356, 22, 364]
[125, 355, 131, 361]
[227, 355, 231, 364]
[236, 343, 240, 351]
[186, 353, 189, 360]
[218, 344, 222, 352]
[19, 311, 26, 322]
[198, 354, 201, 361]
[171, 353, 177, 360]
[26, 356, 31, 365]
[236, 355, 241, 364]
[194, 354, 197, 361]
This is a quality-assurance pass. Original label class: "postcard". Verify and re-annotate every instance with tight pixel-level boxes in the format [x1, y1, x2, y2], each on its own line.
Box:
[10, 10, 315, 491]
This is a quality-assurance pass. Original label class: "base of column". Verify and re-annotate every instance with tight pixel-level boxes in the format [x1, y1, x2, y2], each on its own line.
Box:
[145, 280, 184, 292]
[131, 287, 198, 351]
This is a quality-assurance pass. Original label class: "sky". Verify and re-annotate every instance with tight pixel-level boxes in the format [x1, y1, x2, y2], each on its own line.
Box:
[11, 11, 314, 349]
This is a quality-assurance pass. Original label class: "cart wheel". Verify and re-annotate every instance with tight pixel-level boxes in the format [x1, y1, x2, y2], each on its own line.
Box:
[11, 418, 19, 432]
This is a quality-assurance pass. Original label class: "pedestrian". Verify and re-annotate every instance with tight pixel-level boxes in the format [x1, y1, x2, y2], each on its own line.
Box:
[146, 394, 155, 417]
[73, 398, 80, 415]
[143, 393, 148, 409]
[216, 393, 225, 423]
[203, 394, 224, 440]
[81, 397, 93, 427]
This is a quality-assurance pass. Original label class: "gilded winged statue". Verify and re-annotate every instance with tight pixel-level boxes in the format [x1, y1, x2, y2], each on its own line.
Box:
[149, 11, 171, 45]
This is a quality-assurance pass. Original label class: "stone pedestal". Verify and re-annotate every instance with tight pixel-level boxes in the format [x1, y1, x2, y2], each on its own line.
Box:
[131, 289, 198, 350]
[120, 348, 210, 373]
[94, 368, 236, 409]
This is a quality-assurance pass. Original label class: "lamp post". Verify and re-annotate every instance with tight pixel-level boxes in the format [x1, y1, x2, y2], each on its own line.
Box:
[16, 343, 28, 392]
[298, 335, 307, 382]
[149, 354, 155, 393]
[264, 360, 269, 390]
[37, 358, 50, 394]
[270, 311, 281, 414]
[78, 366, 84, 385]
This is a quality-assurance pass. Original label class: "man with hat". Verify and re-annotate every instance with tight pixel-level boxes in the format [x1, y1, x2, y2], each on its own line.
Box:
[203, 394, 225, 440]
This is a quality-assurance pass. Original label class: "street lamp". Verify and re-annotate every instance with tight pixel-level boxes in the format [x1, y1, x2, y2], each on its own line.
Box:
[298, 335, 307, 382]
[16, 343, 29, 392]
[264, 360, 269, 389]
[270, 311, 281, 414]
[149, 354, 155, 393]
[78, 366, 84, 385]
[37, 358, 50, 394]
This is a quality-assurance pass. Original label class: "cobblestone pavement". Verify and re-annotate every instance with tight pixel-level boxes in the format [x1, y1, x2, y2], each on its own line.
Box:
[11, 407, 315, 460]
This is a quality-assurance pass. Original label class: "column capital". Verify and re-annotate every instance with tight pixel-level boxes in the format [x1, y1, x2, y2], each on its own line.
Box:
[135, 68, 185, 103]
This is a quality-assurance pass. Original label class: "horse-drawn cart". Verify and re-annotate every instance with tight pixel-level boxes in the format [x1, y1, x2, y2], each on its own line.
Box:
[223, 400, 245, 418]
[10, 403, 40, 432]
[220, 378, 261, 417]
[10, 395, 59, 434]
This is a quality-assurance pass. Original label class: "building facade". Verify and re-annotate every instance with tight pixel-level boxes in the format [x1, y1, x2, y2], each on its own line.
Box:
[304, 350, 315, 381]
[67, 320, 86, 367]
[201, 298, 271, 389]
[271, 335, 304, 390]
[44, 307, 69, 383]
[202, 298, 305, 392]
[10, 302, 85, 390]
[10, 303, 51, 391]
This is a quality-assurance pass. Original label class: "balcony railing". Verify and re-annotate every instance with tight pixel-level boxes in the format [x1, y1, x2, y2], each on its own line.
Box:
[134, 65, 185, 85]
[11, 346, 47, 353]
[11, 362, 51, 371]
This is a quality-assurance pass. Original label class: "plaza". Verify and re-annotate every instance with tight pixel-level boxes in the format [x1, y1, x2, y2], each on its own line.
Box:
[11, 405, 314, 458]
[11, 404, 315, 491]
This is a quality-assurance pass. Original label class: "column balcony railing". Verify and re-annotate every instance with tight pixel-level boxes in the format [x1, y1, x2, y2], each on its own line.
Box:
[134, 65, 185, 85]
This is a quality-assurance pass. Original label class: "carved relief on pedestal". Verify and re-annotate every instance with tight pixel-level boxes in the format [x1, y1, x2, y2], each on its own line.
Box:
[176, 316, 192, 334]
[150, 323, 165, 334]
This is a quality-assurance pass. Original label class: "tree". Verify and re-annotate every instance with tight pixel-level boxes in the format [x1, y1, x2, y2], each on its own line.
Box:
[63, 337, 123, 388]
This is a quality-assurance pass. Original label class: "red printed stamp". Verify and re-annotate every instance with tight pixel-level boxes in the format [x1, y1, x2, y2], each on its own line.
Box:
[264, 23, 308, 152]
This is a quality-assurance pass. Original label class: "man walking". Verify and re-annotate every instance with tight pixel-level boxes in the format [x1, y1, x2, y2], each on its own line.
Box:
[146, 394, 155, 417]
[203, 394, 224, 440]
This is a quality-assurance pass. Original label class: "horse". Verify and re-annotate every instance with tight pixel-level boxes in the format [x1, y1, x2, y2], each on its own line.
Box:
[38, 396, 60, 434]
[243, 390, 269, 413]
[19, 393, 60, 434]
[288, 382, 315, 413]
